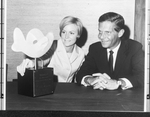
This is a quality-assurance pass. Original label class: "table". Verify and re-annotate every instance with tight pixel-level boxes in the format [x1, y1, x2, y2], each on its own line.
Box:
[6, 81, 144, 112]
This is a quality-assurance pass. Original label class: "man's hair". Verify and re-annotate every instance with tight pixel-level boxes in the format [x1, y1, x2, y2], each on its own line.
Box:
[98, 12, 125, 32]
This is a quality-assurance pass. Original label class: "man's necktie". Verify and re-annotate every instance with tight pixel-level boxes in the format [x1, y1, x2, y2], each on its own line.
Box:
[108, 50, 114, 74]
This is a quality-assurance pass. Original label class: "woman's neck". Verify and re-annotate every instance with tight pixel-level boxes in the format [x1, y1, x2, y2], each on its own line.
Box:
[65, 45, 74, 53]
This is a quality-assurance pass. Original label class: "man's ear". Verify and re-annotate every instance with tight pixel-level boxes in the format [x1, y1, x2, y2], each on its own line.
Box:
[77, 35, 80, 38]
[118, 29, 125, 37]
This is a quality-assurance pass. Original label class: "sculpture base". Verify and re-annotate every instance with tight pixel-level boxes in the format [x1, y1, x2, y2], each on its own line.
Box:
[18, 68, 55, 97]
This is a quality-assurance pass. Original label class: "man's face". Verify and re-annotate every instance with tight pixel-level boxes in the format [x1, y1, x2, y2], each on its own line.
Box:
[98, 21, 122, 50]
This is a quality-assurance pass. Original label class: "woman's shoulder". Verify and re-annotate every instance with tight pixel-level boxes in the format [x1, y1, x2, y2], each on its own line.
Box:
[76, 45, 85, 56]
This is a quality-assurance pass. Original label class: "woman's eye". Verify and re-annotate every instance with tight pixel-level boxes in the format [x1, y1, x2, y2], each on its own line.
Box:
[61, 30, 66, 34]
[99, 32, 102, 35]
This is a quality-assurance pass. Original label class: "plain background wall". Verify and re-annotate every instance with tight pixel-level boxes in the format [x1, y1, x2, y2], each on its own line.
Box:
[6, 0, 135, 81]
[146, 0, 150, 111]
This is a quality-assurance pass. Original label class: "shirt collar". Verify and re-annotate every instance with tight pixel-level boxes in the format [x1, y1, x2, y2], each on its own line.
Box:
[107, 42, 121, 53]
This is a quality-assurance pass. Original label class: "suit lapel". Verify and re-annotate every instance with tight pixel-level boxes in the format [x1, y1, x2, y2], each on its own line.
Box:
[96, 43, 110, 74]
[70, 45, 79, 64]
[56, 39, 70, 66]
[114, 40, 128, 75]
[56, 39, 79, 66]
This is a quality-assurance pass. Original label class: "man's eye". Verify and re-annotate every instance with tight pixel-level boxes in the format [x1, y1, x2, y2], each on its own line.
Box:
[105, 31, 112, 35]
[107, 31, 111, 34]
[70, 32, 74, 35]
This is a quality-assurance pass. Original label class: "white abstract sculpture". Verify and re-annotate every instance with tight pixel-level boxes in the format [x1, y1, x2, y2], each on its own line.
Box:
[11, 27, 54, 58]
[11, 28, 54, 75]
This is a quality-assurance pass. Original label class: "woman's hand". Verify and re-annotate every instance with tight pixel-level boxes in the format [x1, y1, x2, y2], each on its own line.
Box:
[17, 58, 34, 76]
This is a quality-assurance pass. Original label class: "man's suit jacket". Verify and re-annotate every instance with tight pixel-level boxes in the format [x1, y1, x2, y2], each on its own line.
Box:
[48, 39, 85, 82]
[76, 39, 144, 88]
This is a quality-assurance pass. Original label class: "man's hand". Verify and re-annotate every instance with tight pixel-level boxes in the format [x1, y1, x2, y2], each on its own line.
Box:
[84, 73, 109, 89]
[90, 73, 109, 90]
[87, 73, 120, 90]
[84, 76, 99, 86]
[101, 79, 120, 90]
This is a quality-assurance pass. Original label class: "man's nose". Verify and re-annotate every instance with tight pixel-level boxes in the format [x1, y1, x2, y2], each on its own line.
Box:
[98, 33, 105, 39]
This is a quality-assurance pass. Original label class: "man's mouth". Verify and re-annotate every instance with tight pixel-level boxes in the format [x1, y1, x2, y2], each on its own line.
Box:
[101, 40, 109, 43]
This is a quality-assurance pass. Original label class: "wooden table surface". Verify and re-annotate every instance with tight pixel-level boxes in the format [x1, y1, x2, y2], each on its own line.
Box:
[6, 81, 144, 112]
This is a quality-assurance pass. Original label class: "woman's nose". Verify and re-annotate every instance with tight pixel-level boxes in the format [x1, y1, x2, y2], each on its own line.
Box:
[65, 33, 69, 39]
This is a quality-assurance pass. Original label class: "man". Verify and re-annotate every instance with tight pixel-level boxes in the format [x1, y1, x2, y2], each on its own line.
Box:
[76, 12, 144, 90]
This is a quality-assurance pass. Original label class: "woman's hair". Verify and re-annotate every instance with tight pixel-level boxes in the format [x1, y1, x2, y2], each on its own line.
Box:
[98, 12, 125, 32]
[59, 16, 83, 37]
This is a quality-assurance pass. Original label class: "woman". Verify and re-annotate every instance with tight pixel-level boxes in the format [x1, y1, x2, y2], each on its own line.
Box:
[19, 16, 85, 82]
[48, 16, 85, 82]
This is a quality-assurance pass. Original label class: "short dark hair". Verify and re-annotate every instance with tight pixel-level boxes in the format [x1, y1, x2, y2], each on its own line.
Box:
[98, 12, 125, 32]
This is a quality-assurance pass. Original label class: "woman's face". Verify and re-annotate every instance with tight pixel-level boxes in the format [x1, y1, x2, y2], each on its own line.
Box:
[61, 24, 79, 47]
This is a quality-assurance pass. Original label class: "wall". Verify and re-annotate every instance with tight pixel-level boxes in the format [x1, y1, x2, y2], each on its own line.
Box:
[146, 0, 150, 111]
[0, 0, 5, 110]
[6, 0, 135, 81]
[134, 0, 145, 50]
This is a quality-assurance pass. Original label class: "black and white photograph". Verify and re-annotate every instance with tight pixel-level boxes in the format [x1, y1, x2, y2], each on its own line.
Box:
[1, 0, 150, 116]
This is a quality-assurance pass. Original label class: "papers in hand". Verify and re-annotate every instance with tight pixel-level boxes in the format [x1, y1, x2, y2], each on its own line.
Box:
[11, 27, 54, 58]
